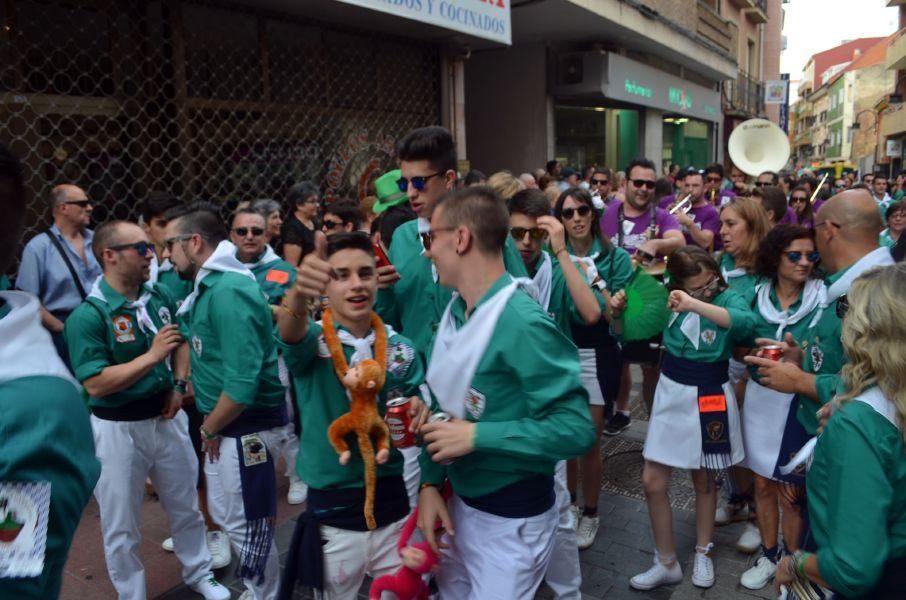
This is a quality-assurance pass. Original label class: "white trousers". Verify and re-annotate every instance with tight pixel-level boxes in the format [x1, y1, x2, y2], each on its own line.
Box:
[205, 426, 283, 600]
[91, 411, 213, 600]
[317, 515, 407, 600]
[276, 355, 302, 486]
[400, 445, 422, 509]
[436, 495, 558, 600]
[544, 461, 582, 599]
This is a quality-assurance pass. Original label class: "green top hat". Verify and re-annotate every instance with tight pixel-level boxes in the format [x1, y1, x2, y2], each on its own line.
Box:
[372, 169, 409, 214]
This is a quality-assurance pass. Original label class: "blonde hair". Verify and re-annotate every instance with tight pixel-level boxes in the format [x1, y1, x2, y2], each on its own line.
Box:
[487, 171, 525, 201]
[720, 198, 770, 269]
[836, 263, 906, 442]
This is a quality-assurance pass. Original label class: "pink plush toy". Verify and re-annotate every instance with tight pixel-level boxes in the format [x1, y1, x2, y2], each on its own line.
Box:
[368, 507, 439, 600]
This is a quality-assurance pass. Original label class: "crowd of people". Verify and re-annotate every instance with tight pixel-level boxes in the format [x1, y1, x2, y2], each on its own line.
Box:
[0, 125, 903, 600]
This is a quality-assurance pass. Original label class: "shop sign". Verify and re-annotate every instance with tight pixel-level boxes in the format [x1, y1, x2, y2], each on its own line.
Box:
[604, 53, 721, 122]
[886, 139, 902, 158]
[335, 0, 511, 45]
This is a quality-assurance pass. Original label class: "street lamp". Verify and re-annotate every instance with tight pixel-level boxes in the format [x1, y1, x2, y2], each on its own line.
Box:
[850, 109, 877, 130]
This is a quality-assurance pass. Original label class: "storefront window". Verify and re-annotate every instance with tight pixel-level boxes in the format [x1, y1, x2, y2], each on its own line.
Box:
[554, 105, 638, 171]
[663, 116, 712, 169]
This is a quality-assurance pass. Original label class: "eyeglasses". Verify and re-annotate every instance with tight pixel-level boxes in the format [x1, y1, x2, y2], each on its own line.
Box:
[784, 250, 820, 263]
[560, 205, 591, 219]
[322, 219, 344, 230]
[705, 176, 722, 183]
[686, 276, 723, 300]
[419, 227, 456, 252]
[108, 241, 153, 255]
[64, 200, 92, 208]
[397, 172, 444, 192]
[790, 196, 808, 203]
[510, 227, 547, 241]
[754, 181, 772, 187]
[163, 234, 193, 251]
[591, 178, 609, 186]
[232, 227, 265, 237]
[631, 179, 657, 190]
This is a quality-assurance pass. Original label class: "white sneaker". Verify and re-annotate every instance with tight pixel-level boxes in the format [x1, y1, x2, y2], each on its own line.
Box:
[207, 530, 232, 569]
[161, 537, 174, 552]
[630, 557, 683, 590]
[715, 500, 750, 526]
[741, 555, 777, 590]
[189, 575, 231, 600]
[736, 522, 762, 554]
[576, 515, 600, 550]
[569, 505, 581, 531]
[691, 548, 715, 588]
[287, 480, 307, 505]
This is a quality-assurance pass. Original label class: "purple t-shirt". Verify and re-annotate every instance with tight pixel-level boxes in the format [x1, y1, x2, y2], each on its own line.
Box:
[778, 206, 798, 226]
[657, 196, 722, 251]
[601, 201, 681, 256]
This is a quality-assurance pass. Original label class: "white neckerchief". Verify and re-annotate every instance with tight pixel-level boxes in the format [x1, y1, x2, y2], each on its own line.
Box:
[417, 217, 439, 284]
[531, 253, 554, 311]
[245, 245, 280, 270]
[808, 247, 894, 327]
[780, 387, 900, 476]
[176, 240, 256, 315]
[756, 279, 826, 339]
[669, 311, 701, 351]
[0, 291, 78, 387]
[569, 247, 601, 286]
[330, 322, 397, 402]
[89, 276, 158, 334]
[426, 278, 526, 418]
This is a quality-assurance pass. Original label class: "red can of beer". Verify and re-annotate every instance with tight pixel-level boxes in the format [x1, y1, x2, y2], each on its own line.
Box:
[385, 397, 415, 449]
[762, 345, 784, 362]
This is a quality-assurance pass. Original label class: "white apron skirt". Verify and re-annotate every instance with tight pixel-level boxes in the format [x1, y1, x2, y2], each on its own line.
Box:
[578, 348, 605, 406]
[643, 373, 745, 470]
[741, 379, 796, 480]
[728, 357, 747, 387]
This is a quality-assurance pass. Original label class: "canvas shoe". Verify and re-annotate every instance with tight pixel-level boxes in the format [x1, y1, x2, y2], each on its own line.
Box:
[602, 412, 631, 436]
[189, 575, 231, 600]
[570, 505, 582, 531]
[630, 556, 683, 590]
[207, 530, 232, 569]
[691, 546, 715, 588]
[287, 480, 307, 505]
[576, 515, 600, 550]
[736, 522, 763, 554]
[741, 555, 777, 590]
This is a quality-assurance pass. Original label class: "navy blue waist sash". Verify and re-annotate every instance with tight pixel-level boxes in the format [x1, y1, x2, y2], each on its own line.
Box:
[661, 353, 729, 387]
[219, 404, 288, 438]
[277, 475, 409, 599]
[460, 474, 554, 518]
[91, 390, 168, 422]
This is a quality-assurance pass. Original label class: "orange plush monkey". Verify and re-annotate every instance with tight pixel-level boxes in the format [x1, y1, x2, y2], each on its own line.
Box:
[321, 308, 390, 530]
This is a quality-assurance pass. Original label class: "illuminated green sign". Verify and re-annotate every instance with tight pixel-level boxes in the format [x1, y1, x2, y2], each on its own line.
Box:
[624, 80, 653, 99]
[669, 87, 693, 110]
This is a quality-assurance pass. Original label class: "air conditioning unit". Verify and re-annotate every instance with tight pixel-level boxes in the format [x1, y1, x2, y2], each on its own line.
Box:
[554, 51, 608, 96]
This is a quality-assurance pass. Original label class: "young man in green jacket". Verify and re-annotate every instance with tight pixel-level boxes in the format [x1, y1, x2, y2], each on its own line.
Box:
[0, 144, 100, 599]
[417, 186, 596, 599]
[164, 204, 287, 600]
[64, 220, 229, 600]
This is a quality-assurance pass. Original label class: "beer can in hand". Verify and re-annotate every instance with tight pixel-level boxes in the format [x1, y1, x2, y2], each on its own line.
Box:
[385, 396, 415, 449]
[761, 345, 784, 362]
[424, 412, 454, 464]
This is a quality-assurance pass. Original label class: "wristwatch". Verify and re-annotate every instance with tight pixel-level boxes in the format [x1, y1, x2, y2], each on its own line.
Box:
[173, 379, 188, 394]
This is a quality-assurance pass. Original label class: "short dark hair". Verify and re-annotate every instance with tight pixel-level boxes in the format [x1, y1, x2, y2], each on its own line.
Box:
[780, 173, 797, 187]
[92, 220, 131, 266]
[231, 207, 266, 228]
[546, 160, 560, 174]
[434, 186, 509, 255]
[397, 126, 456, 173]
[172, 201, 227, 247]
[886, 201, 906, 224]
[326, 231, 373, 258]
[324, 199, 363, 230]
[625, 157, 657, 179]
[704, 163, 725, 178]
[508, 188, 551, 219]
[287, 181, 319, 208]
[873, 171, 888, 181]
[666, 246, 726, 291]
[755, 224, 815, 280]
[0, 144, 26, 273]
[800, 174, 818, 191]
[758, 171, 780, 185]
[142, 191, 182, 223]
[553, 187, 605, 243]
[759, 186, 788, 223]
[464, 170, 487, 186]
[594, 167, 613, 180]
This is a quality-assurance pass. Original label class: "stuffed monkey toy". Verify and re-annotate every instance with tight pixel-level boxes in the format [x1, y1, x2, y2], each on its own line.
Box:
[368, 506, 439, 600]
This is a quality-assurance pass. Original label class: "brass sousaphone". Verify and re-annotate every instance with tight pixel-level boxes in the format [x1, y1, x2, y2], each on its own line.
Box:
[727, 118, 791, 177]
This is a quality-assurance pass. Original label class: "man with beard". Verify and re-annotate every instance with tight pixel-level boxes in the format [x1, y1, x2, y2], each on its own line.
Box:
[659, 168, 720, 251]
[64, 220, 229, 600]
[163, 203, 287, 600]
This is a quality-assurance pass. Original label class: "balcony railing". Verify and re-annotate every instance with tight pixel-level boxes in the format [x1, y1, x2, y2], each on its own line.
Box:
[723, 71, 765, 117]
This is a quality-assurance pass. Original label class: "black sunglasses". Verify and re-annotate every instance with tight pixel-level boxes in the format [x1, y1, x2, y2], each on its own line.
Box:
[591, 178, 609, 186]
[790, 196, 808, 203]
[785, 251, 820, 264]
[109, 241, 153, 255]
[560, 205, 591, 219]
[397, 172, 443, 192]
[510, 227, 547, 241]
[836, 294, 849, 319]
[65, 200, 92, 207]
[705, 175, 722, 183]
[420, 227, 455, 252]
[232, 227, 265, 237]
[322, 220, 344, 230]
[754, 181, 772, 187]
[631, 179, 657, 190]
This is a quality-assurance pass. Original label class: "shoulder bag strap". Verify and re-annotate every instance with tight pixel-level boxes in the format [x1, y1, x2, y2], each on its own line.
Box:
[45, 231, 87, 300]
